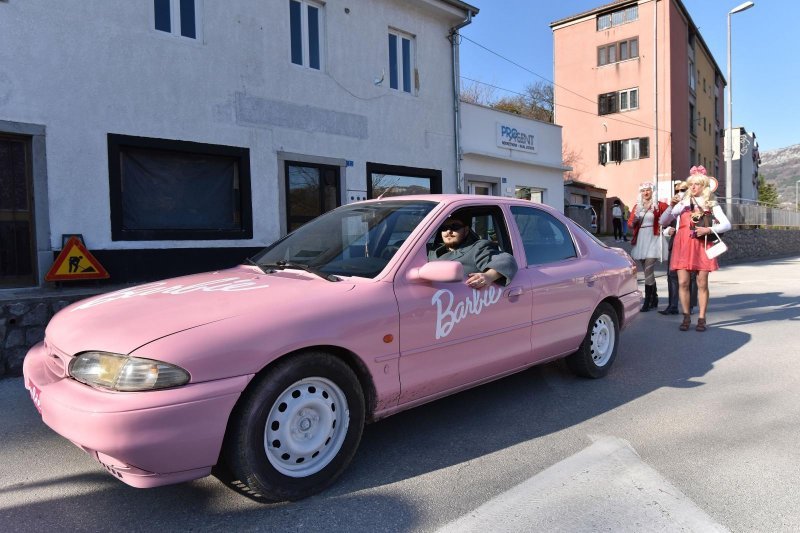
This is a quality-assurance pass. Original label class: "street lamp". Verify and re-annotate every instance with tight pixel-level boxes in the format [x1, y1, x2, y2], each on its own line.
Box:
[726, 1, 755, 219]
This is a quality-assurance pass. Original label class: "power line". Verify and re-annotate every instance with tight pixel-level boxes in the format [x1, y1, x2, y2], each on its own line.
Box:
[459, 34, 665, 132]
[460, 76, 673, 134]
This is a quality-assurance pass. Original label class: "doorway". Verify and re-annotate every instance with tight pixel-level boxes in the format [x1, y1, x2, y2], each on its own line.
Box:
[0, 134, 36, 287]
[469, 181, 493, 195]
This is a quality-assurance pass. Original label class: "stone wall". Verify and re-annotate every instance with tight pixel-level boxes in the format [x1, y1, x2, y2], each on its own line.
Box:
[2, 228, 799, 378]
[1, 295, 87, 377]
[717, 228, 800, 265]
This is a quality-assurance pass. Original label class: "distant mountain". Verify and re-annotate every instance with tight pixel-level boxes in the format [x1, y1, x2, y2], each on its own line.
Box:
[759, 144, 800, 207]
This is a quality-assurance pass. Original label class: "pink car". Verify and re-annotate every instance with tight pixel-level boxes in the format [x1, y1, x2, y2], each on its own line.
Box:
[24, 195, 640, 501]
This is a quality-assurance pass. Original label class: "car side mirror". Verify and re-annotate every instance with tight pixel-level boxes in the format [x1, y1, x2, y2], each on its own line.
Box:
[407, 261, 464, 283]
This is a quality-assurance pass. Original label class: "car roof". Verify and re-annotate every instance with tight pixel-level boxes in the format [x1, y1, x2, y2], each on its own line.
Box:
[357, 194, 562, 214]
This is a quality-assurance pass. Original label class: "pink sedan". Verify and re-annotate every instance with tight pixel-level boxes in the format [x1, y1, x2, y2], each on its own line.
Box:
[24, 195, 640, 501]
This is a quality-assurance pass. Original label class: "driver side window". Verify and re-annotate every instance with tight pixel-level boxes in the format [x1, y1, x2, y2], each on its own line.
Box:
[426, 206, 513, 254]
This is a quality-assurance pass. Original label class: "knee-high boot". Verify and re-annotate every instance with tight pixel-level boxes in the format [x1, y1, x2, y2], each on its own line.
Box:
[641, 284, 653, 312]
[649, 283, 659, 309]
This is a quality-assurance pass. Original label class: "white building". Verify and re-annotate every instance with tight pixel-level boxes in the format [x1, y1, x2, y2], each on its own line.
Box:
[460, 102, 567, 210]
[0, 0, 478, 287]
[725, 126, 760, 202]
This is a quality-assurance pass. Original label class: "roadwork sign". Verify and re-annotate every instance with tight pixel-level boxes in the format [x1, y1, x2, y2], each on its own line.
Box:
[45, 236, 110, 281]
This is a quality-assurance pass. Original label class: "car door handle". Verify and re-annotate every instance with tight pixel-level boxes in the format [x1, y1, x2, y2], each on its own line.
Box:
[505, 287, 524, 298]
[584, 275, 599, 286]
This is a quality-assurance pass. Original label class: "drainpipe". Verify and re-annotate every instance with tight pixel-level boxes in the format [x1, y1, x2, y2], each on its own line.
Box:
[653, 0, 659, 201]
[450, 10, 473, 194]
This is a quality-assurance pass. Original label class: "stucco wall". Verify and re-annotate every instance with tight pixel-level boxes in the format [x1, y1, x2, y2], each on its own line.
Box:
[460, 102, 566, 210]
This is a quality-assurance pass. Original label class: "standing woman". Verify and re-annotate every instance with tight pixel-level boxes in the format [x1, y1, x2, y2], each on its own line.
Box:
[628, 182, 668, 312]
[663, 170, 731, 331]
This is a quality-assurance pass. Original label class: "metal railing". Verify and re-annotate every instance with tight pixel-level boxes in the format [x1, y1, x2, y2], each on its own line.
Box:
[717, 198, 800, 228]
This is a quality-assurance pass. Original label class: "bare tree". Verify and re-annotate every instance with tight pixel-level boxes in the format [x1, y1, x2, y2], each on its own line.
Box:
[459, 80, 498, 106]
[562, 143, 582, 181]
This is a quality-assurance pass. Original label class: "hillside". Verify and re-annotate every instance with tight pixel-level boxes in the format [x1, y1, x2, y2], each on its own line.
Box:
[759, 144, 800, 207]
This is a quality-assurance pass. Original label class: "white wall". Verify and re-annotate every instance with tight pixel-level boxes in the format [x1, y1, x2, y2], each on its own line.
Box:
[459, 102, 566, 210]
[0, 0, 466, 258]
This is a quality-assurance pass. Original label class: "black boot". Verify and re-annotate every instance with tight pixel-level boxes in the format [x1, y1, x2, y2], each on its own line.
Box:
[650, 285, 659, 309]
[641, 285, 653, 312]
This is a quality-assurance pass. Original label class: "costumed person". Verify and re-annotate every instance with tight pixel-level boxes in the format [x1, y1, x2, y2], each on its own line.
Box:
[628, 182, 668, 312]
[660, 166, 731, 331]
[659, 181, 698, 315]
[621, 204, 630, 241]
[612, 200, 624, 242]
[429, 214, 518, 287]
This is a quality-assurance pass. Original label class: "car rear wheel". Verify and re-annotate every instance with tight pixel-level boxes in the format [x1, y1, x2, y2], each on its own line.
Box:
[217, 352, 365, 502]
[566, 303, 619, 378]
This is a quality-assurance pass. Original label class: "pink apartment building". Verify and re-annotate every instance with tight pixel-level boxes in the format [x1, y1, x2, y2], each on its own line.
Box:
[551, 0, 725, 231]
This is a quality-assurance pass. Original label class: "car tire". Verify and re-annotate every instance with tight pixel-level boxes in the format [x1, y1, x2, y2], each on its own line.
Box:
[566, 303, 619, 379]
[217, 351, 365, 502]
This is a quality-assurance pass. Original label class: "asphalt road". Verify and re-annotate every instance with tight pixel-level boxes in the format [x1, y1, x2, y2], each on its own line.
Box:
[1, 256, 798, 532]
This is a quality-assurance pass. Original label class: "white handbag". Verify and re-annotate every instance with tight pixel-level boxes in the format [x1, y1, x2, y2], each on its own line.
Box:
[705, 228, 728, 260]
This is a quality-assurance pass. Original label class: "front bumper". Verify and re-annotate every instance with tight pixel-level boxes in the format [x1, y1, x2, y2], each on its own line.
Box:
[23, 341, 251, 488]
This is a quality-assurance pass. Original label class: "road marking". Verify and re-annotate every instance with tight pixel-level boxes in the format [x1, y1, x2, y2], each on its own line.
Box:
[436, 436, 729, 532]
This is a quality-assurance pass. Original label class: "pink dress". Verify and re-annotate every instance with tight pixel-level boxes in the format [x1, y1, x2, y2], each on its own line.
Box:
[670, 209, 718, 272]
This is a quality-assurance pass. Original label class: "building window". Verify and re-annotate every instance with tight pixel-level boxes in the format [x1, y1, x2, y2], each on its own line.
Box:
[154, 0, 200, 39]
[599, 88, 638, 115]
[388, 30, 414, 93]
[596, 5, 638, 31]
[598, 37, 638, 66]
[367, 163, 441, 199]
[285, 161, 340, 232]
[108, 135, 252, 241]
[598, 138, 650, 164]
[689, 103, 696, 136]
[290, 0, 323, 70]
[688, 59, 696, 91]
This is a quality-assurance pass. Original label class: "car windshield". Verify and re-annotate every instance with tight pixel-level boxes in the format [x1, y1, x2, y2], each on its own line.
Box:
[250, 200, 437, 279]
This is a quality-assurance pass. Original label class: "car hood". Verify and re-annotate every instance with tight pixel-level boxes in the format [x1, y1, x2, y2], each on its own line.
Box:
[46, 266, 355, 356]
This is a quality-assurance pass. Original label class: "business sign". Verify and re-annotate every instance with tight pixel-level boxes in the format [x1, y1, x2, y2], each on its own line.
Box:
[496, 123, 537, 153]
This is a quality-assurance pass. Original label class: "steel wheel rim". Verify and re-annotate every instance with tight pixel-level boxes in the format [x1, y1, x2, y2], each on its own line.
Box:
[264, 377, 350, 478]
[590, 314, 615, 367]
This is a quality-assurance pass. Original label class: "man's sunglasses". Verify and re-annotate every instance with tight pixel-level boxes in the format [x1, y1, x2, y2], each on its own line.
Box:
[677, 188, 688, 192]
[440, 222, 466, 232]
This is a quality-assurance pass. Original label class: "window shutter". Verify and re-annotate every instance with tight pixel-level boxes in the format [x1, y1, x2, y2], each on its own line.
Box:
[639, 137, 650, 158]
[599, 144, 608, 165]
[611, 140, 622, 162]
[609, 92, 618, 113]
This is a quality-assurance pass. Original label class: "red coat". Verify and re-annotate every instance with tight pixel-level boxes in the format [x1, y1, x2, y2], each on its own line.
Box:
[628, 201, 668, 242]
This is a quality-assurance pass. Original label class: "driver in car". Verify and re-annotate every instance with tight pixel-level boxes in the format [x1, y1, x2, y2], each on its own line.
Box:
[428, 215, 518, 288]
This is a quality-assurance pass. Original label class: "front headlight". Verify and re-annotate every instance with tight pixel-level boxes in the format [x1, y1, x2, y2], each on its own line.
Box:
[69, 351, 190, 391]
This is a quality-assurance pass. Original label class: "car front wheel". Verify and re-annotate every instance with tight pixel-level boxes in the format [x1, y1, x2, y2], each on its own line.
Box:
[566, 302, 619, 379]
[218, 352, 365, 502]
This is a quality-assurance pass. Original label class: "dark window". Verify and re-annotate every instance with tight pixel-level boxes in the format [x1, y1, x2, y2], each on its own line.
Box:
[388, 34, 398, 90]
[367, 162, 442, 199]
[108, 135, 252, 241]
[285, 161, 341, 232]
[290, 1, 303, 65]
[511, 206, 576, 265]
[179, 0, 196, 38]
[598, 92, 617, 115]
[154, 0, 171, 32]
[402, 37, 411, 93]
[597, 37, 639, 66]
[308, 5, 320, 69]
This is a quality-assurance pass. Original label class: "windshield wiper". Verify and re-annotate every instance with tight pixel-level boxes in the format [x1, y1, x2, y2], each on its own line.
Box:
[259, 261, 341, 282]
[243, 257, 270, 274]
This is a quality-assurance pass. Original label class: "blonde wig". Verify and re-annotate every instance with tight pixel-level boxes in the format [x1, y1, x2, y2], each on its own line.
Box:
[686, 174, 718, 209]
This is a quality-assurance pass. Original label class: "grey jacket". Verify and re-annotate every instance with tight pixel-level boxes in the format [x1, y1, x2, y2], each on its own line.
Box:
[428, 232, 518, 286]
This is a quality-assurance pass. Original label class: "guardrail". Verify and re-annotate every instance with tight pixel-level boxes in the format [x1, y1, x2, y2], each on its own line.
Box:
[717, 199, 800, 228]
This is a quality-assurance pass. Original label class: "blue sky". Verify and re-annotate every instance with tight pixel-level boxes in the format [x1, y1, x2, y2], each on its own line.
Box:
[459, 0, 799, 152]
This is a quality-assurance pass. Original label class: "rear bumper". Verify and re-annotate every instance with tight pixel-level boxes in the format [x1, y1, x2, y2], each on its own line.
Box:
[23, 342, 251, 488]
[619, 290, 641, 330]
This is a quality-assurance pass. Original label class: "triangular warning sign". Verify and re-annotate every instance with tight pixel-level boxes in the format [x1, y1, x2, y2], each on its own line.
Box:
[45, 236, 110, 281]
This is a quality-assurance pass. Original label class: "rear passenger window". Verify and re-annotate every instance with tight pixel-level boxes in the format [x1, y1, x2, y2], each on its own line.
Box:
[511, 206, 577, 265]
